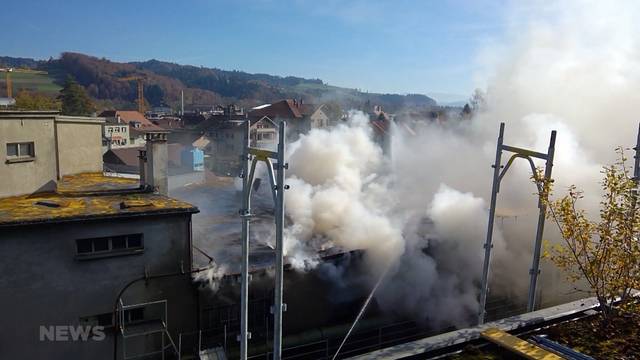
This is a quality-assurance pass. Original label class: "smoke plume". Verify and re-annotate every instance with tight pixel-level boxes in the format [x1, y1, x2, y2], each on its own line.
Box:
[278, 0, 640, 326]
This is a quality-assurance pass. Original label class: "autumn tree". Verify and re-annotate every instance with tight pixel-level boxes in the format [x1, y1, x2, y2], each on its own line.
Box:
[58, 75, 95, 116]
[14, 91, 61, 111]
[541, 148, 640, 320]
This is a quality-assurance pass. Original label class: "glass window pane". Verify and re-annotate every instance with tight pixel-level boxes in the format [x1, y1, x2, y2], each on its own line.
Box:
[127, 308, 144, 323]
[112, 236, 126, 249]
[127, 234, 143, 249]
[77, 239, 93, 253]
[6, 144, 18, 157]
[93, 237, 109, 252]
[19, 143, 32, 157]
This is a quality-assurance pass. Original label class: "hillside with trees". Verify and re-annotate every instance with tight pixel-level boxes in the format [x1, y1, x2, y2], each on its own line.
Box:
[1, 52, 437, 112]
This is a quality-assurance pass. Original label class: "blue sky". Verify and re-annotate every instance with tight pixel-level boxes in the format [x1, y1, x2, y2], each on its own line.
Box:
[0, 0, 509, 102]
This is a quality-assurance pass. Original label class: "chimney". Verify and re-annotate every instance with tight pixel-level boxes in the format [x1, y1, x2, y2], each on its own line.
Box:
[181, 90, 184, 116]
[142, 131, 169, 195]
[138, 149, 147, 188]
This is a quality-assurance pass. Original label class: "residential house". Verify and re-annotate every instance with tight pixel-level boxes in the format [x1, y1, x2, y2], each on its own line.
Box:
[103, 123, 130, 149]
[203, 116, 278, 176]
[98, 110, 165, 150]
[248, 99, 331, 139]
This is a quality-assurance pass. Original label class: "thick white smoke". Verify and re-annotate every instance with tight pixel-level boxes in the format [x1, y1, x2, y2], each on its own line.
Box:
[283, 112, 405, 272]
[279, 112, 505, 325]
[278, 0, 640, 326]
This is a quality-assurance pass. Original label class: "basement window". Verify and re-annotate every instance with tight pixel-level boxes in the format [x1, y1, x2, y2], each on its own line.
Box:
[6, 142, 35, 163]
[80, 308, 145, 328]
[75, 234, 144, 260]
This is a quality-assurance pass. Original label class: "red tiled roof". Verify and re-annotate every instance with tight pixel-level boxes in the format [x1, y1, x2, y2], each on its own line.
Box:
[248, 100, 316, 119]
[99, 110, 164, 132]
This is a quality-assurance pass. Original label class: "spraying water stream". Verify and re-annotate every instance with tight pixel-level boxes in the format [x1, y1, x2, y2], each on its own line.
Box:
[331, 265, 391, 360]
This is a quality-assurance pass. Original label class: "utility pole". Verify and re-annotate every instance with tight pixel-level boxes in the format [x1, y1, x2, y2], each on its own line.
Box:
[478, 122, 556, 324]
[238, 121, 288, 359]
[181, 90, 184, 116]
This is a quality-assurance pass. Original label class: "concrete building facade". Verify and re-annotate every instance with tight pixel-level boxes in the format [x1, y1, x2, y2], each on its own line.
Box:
[0, 111, 104, 197]
[0, 177, 200, 359]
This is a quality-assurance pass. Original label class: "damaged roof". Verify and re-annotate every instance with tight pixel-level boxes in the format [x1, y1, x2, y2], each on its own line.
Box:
[0, 172, 198, 227]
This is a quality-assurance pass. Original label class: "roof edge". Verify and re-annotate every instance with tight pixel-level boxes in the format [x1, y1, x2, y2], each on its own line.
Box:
[0, 206, 200, 228]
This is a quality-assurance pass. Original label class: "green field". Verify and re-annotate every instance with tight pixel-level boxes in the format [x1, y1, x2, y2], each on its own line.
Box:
[1, 72, 61, 97]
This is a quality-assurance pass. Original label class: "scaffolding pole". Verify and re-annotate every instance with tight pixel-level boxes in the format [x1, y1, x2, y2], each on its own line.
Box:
[478, 122, 556, 324]
[273, 123, 286, 360]
[238, 121, 288, 359]
[526, 131, 556, 312]
[478, 123, 504, 325]
[239, 120, 251, 360]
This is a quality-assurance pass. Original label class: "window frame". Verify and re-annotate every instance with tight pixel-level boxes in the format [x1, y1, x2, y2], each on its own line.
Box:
[75, 233, 144, 260]
[6, 141, 36, 163]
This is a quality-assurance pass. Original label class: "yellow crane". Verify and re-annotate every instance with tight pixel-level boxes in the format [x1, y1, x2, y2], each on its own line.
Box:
[118, 75, 147, 113]
[0, 68, 48, 98]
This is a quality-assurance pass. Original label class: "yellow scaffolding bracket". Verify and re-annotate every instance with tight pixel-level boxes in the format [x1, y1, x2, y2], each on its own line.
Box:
[480, 328, 563, 360]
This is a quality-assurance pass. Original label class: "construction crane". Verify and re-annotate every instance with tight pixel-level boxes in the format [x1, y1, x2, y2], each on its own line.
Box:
[118, 75, 147, 113]
[0, 68, 48, 98]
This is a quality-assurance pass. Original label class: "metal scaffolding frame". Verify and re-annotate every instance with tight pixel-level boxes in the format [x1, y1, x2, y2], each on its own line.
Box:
[118, 299, 178, 360]
[478, 122, 556, 324]
[239, 120, 288, 360]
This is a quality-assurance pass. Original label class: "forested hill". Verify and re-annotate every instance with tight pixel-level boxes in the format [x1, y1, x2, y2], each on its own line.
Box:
[1, 52, 437, 111]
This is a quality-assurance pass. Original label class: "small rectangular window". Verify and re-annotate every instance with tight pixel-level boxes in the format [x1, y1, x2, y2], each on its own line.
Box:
[93, 237, 109, 252]
[127, 308, 145, 323]
[77, 239, 93, 254]
[75, 234, 144, 260]
[112, 236, 126, 250]
[6, 142, 35, 160]
[127, 234, 143, 249]
[6, 144, 18, 157]
[19, 143, 32, 156]
[81, 311, 140, 327]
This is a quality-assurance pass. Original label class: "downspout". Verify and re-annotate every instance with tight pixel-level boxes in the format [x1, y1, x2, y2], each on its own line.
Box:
[53, 117, 61, 180]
